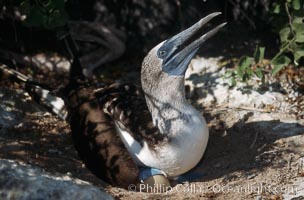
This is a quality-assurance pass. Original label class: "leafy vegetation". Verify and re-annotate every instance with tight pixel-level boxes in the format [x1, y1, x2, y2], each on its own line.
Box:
[20, 0, 68, 29]
[227, 0, 304, 86]
[272, 0, 304, 73]
[225, 46, 266, 87]
[10, 0, 304, 86]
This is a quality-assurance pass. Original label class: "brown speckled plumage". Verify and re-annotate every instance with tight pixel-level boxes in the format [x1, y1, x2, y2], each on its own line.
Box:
[63, 56, 169, 188]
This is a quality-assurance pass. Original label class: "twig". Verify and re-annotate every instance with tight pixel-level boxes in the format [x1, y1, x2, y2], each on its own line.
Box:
[298, 157, 304, 175]
[205, 106, 272, 113]
[285, 2, 295, 37]
[256, 149, 283, 159]
[250, 131, 259, 149]
[235, 106, 269, 112]
[287, 154, 292, 171]
[64, 38, 74, 59]
[0, 64, 29, 82]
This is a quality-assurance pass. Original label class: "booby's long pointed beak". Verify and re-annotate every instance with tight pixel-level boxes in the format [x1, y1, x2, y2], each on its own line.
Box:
[161, 12, 226, 76]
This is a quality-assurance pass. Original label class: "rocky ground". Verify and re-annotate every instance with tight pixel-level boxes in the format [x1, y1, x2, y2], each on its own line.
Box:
[0, 54, 304, 200]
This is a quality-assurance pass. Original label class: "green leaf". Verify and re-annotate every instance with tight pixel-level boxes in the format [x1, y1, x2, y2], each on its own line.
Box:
[292, 22, 304, 42]
[292, 0, 302, 10]
[224, 70, 234, 78]
[244, 67, 254, 81]
[236, 67, 244, 79]
[229, 77, 237, 87]
[273, 4, 281, 14]
[254, 46, 265, 64]
[279, 27, 291, 43]
[237, 56, 252, 79]
[271, 56, 291, 75]
[293, 16, 304, 24]
[246, 66, 254, 76]
[238, 56, 252, 69]
[255, 68, 264, 79]
[294, 44, 304, 62]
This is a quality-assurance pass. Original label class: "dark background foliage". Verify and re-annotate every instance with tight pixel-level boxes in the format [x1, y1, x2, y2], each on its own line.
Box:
[0, 0, 272, 53]
[0, 0, 303, 79]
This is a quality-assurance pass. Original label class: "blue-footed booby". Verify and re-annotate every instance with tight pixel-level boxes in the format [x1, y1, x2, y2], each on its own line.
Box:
[0, 12, 226, 190]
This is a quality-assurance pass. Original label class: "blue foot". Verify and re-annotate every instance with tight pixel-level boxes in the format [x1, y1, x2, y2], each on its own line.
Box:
[139, 167, 167, 182]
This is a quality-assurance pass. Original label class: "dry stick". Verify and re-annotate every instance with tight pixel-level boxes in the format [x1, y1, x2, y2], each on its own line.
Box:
[255, 150, 282, 160]
[205, 106, 273, 113]
[298, 157, 304, 175]
[250, 131, 259, 149]
[0, 64, 29, 82]
[287, 154, 292, 171]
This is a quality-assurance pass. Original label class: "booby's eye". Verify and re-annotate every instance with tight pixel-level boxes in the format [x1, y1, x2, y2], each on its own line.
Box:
[158, 50, 166, 57]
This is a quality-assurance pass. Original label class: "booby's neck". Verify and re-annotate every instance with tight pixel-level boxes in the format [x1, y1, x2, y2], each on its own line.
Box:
[141, 67, 198, 134]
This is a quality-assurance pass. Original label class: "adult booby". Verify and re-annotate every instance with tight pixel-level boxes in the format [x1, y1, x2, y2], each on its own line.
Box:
[63, 12, 225, 189]
[0, 12, 225, 190]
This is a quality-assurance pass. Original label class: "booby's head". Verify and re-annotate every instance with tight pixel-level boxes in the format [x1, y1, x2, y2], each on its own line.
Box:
[141, 12, 226, 107]
[141, 12, 226, 86]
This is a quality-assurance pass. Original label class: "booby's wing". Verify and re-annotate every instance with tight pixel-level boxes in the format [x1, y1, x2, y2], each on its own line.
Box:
[94, 82, 166, 147]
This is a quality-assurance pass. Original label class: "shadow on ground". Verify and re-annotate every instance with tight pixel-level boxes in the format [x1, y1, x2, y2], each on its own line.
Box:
[185, 116, 303, 184]
[0, 112, 107, 188]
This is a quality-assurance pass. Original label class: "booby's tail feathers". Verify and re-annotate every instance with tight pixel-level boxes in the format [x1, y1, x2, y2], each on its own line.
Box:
[64, 34, 86, 84]
[0, 32, 92, 120]
[0, 64, 67, 120]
